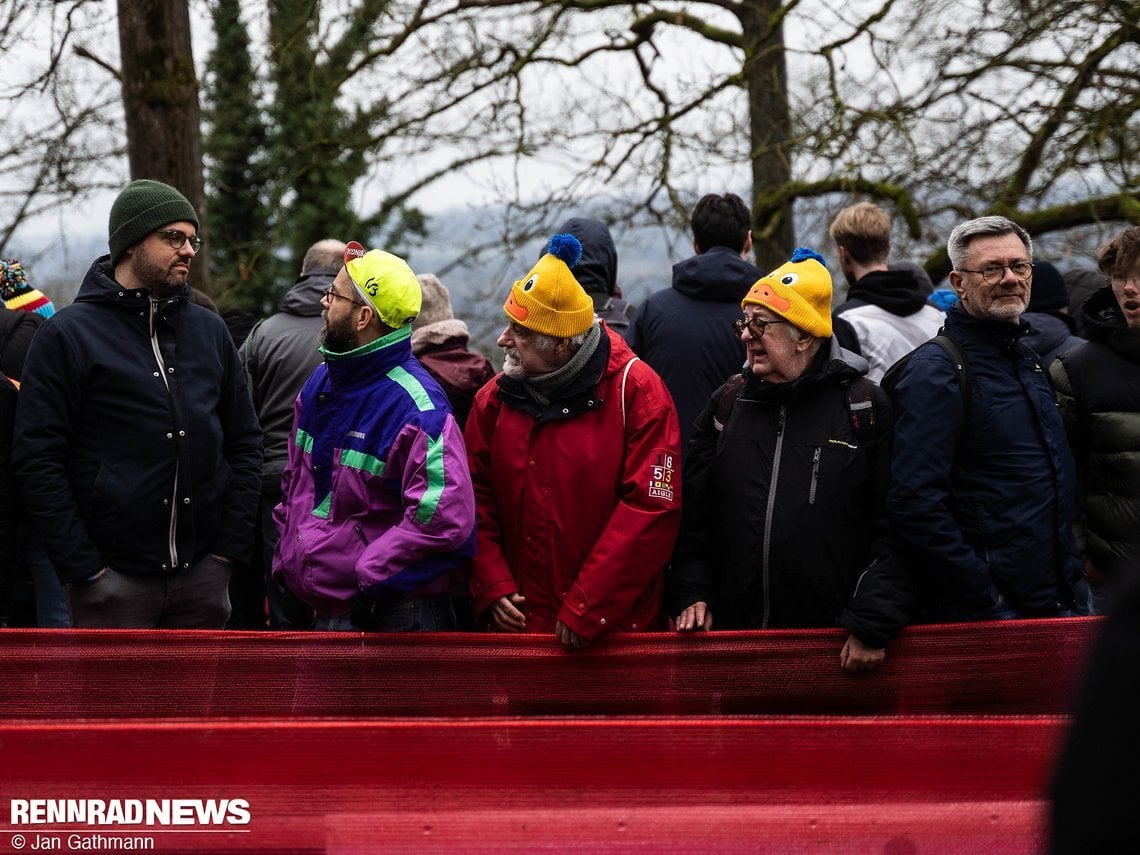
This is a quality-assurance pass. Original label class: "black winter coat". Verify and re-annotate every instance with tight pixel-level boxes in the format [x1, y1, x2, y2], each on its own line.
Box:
[13, 257, 263, 583]
[887, 304, 1081, 617]
[669, 340, 905, 640]
[1051, 286, 1140, 580]
[624, 246, 760, 455]
[240, 267, 334, 481]
[0, 306, 42, 381]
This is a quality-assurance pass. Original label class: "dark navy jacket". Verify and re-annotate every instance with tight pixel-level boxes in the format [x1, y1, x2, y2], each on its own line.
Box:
[14, 256, 263, 583]
[886, 303, 1081, 616]
[624, 246, 760, 455]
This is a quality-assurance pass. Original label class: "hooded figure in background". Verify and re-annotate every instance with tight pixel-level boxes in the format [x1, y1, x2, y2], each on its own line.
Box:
[411, 273, 494, 428]
[553, 217, 634, 332]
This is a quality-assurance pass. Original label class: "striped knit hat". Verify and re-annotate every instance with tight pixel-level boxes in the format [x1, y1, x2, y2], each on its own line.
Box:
[0, 260, 55, 318]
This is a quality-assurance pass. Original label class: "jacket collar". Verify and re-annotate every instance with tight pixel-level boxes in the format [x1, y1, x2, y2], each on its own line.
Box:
[75, 255, 190, 311]
[320, 325, 414, 390]
[945, 302, 1029, 348]
[496, 328, 611, 422]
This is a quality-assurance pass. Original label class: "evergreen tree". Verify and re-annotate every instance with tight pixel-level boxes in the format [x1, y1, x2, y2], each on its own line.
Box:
[202, 0, 277, 314]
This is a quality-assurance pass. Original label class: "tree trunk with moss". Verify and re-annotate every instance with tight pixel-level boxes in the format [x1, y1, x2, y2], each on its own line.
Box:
[740, 0, 795, 271]
[117, 0, 209, 290]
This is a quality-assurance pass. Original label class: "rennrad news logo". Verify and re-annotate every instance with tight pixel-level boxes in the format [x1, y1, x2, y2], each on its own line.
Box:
[10, 799, 251, 826]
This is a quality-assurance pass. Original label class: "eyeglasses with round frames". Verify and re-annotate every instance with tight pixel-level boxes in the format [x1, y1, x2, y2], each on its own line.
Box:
[733, 316, 790, 339]
[957, 261, 1034, 285]
[322, 286, 367, 307]
[1110, 273, 1140, 290]
[152, 228, 203, 253]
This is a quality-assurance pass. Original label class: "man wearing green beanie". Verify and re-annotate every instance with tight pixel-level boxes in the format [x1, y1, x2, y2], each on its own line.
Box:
[13, 179, 263, 628]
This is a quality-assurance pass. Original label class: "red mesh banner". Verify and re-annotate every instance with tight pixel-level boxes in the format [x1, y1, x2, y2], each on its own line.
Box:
[1, 717, 1065, 853]
[0, 620, 1095, 851]
[0, 618, 1098, 718]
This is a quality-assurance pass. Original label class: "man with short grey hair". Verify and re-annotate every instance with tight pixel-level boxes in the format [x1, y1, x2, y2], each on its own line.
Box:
[887, 215, 1082, 620]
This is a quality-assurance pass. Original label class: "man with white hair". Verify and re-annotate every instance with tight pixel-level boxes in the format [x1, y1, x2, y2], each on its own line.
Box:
[464, 234, 682, 648]
[887, 215, 1082, 620]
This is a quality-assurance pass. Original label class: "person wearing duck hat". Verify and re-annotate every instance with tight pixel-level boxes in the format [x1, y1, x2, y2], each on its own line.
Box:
[272, 243, 476, 631]
[464, 233, 682, 648]
[669, 247, 906, 673]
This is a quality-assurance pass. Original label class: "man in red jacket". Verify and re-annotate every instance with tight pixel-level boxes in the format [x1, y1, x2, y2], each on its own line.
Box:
[465, 233, 682, 648]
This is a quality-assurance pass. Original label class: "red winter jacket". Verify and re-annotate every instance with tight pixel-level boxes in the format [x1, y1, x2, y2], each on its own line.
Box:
[464, 326, 682, 640]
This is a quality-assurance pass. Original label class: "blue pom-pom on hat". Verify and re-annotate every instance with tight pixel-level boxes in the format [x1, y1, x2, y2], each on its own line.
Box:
[790, 246, 826, 265]
[546, 233, 583, 269]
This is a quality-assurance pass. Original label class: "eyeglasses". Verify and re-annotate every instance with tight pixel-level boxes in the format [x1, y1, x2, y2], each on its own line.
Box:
[152, 229, 203, 252]
[733, 316, 789, 339]
[322, 286, 366, 307]
[957, 261, 1034, 285]
[1110, 273, 1140, 289]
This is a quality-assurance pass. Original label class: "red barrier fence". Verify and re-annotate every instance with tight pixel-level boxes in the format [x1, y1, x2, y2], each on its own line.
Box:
[1, 717, 1065, 853]
[0, 619, 1098, 852]
[0, 618, 1099, 719]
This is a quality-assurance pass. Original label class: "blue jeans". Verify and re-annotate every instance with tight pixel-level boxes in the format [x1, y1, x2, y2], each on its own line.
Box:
[312, 596, 456, 632]
[27, 540, 70, 628]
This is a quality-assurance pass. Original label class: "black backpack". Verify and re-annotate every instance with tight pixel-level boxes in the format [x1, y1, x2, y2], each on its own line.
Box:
[713, 373, 882, 447]
[878, 331, 972, 417]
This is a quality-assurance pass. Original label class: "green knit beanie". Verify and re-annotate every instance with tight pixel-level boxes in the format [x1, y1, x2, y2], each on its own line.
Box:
[108, 179, 199, 262]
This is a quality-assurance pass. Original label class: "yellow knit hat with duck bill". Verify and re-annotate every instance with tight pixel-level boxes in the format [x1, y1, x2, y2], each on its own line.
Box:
[346, 249, 422, 329]
[504, 234, 595, 338]
[741, 247, 833, 339]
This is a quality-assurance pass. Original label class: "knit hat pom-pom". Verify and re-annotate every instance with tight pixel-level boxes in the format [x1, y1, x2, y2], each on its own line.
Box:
[790, 246, 827, 265]
[546, 233, 583, 269]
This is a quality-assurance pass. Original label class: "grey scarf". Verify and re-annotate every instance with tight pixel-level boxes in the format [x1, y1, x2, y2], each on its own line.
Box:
[521, 323, 602, 408]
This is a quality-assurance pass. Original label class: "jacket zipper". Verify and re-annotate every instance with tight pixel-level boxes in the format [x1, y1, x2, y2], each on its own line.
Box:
[149, 299, 179, 571]
[809, 447, 821, 505]
[761, 405, 787, 629]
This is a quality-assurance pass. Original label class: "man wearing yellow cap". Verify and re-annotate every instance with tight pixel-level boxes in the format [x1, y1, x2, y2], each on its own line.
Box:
[465, 234, 682, 648]
[669, 248, 908, 671]
[272, 247, 476, 630]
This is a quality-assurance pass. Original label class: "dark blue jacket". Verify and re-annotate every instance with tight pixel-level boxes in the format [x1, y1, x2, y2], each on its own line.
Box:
[13, 257, 263, 584]
[624, 246, 760, 454]
[886, 304, 1081, 616]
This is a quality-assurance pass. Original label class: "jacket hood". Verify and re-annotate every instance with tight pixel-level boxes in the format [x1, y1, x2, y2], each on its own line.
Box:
[411, 318, 471, 355]
[845, 268, 930, 316]
[75, 255, 190, 308]
[555, 217, 617, 296]
[744, 336, 866, 398]
[1079, 284, 1140, 359]
[671, 246, 762, 303]
[1080, 284, 1126, 340]
[278, 267, 339, 317]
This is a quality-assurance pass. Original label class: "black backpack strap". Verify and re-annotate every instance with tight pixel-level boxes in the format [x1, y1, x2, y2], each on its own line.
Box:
[930, 332, 971, 418]
[713, 373, 746, 432]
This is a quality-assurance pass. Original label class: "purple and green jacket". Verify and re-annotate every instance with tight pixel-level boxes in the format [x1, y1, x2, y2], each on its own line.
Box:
[272, 326, 476, 616]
